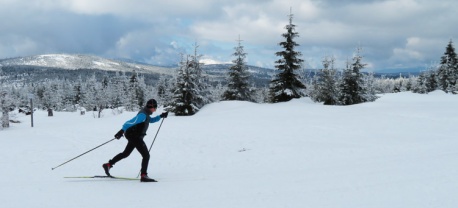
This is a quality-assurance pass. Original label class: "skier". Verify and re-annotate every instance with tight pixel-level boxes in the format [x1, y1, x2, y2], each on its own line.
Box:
[102, 99, 168, 182]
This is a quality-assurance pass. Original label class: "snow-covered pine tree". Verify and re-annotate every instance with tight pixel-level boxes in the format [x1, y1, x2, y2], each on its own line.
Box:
[167, 43, 209, 116]
[189, 43, 210, 107]
[414, 73, 427, 94]
[414, 69, 437, 94]
[437, 40, 458, 93]
[156, 75, 174, 105]
[0, 66, 8, 128]
[85, 74, 110, 118]
[361, 72, 378, 102]
[338, 47, 375, 105]
[60, 80, 75, 111]
[72, 76, 86, 111]
[41, 80, 63, 111]
[426, 71, 438, 92]
[167, 54, 201, 115]
[209, 81, 225, 102]
[126, 72, 141, 111]
[269, 10, 306, 103]
[111, 72, 128, 110]
[0, 90, 12, 129]
[310, 56, 339, 105]
[136, 74, 147, 108]
[222, 36, 254, 102]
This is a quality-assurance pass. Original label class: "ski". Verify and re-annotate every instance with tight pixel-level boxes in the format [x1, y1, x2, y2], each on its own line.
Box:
[64, 175, 139, 180]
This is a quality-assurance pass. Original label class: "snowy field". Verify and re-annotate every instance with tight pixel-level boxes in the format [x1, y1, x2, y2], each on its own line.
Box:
[1, 91, 457, 208]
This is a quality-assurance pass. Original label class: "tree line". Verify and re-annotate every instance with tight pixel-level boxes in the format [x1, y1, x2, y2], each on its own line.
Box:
[1, 11, 457, 129]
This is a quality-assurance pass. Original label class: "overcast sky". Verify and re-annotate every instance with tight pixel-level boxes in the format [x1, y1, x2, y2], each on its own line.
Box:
[0, 0, 457, 71]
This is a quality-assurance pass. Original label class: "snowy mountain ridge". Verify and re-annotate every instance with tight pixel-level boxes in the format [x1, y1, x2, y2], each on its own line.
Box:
[0, 54, 174, 75]
[0, 53, 276, 86]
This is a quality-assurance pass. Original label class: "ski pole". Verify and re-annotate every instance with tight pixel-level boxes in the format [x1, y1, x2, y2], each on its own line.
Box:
[137, 117, 166, 177]
[52, 138, 116, 170]
[148, 117, 165, 153]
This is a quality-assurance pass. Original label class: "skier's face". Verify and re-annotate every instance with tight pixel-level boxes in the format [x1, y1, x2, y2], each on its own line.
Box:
[149, 107, 156, 113]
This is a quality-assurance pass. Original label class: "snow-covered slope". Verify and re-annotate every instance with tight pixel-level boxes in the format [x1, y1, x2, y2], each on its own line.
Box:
[1, 91, 457, 208]
[0, 54, 174, 75]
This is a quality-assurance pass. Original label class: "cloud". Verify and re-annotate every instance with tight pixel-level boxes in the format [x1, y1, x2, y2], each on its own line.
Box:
[0, 0, 457, 71]
[0, 35, 39, 58]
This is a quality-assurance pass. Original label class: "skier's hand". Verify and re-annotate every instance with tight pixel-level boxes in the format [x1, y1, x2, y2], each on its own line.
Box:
[160, 112, 169, 118]
[114, 130, 124, 139]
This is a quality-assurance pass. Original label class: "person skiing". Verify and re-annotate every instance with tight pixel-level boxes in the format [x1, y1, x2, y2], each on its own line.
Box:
[102, 99, 168, 182]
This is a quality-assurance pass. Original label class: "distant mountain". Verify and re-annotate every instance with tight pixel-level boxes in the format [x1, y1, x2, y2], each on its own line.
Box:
[0, 54, 275, 86]
[0, 54, 175, 75]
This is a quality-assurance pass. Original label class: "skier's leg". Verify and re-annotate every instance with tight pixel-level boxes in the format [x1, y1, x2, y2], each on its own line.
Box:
[136, 140, 150, 175]
[109, 141, 135, 165]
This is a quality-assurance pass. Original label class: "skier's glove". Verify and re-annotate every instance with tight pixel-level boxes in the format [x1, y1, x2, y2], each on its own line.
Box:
[114, 129, 124, 139]
[160, 112, 169, 118]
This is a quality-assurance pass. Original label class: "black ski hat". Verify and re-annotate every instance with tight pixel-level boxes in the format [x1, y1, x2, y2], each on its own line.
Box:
[146, 99, 158, 108]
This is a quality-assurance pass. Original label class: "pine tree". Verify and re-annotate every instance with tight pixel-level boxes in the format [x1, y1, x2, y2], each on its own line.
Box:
[167, 54, 200, 115]
[414, 71, 434, 94]
[85, 74, 110, 117]
[167, 43, 208, 116]
[127, 72, 140, 111]
[189, 44, 209, 108]
[72, 76, 85, 108]
[0, 67, 10, 128]
[0, 90, 12, 128]
[338, 47, 375, 105]
[361, 72, 378, 102]
[310, 56, 339, 105]
[222, 36, 254, 101]
[39, 81, 62, 111]
[111, 72, 128, 109]
[437, 40, 458, 93]
[269, 10, 306, 103]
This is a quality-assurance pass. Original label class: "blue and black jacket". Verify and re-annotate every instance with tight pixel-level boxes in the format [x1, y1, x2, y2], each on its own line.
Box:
[122, 107, 161, 140]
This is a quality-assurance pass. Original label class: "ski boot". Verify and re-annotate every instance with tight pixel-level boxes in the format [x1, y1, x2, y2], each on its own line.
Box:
[102, 163, 112, 176]
[140, 174, 157, 182]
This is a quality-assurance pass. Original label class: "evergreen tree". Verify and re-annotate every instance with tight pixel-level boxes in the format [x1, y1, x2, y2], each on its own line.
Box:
[167, 43, 209, 116]
[127, 72, 140, 111]
[189, 43, 209, 107]
[0, 90, 12, 128]
[426, 71, 438, 92]
[338, 47, 375, 105]
[269, 11, 306, 103]
[136, 75, 147, 108]
[111, 72, 128, 109]
[222, 36, 254, 101]
[362, 72, 378, 102]
[41, 81, 63, 111]
[414, 69, 437, 94]
[437, 40, 458, 93]
[85, 74, 110, 117]
[72, 76, 85, 108]
[156, 75, 175, 105]
[310, 56, 339, 105]
[414, 72, 428, 94]
[167, 54, 200, 115]
[0, 66, 10, 128]
[210, 81, 225, 102]
[60, 80, 75, 111]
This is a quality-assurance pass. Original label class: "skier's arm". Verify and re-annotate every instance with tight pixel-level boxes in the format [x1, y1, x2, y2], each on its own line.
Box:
[122, 113, 147, 131]
[150, 115, 161, 123]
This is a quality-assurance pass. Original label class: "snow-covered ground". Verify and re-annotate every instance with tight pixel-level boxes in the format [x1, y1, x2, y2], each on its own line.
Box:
[1, 91, 457, 208]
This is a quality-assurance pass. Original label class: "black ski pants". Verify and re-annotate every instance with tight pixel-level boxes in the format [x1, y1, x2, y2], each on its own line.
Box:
[109, 137, 150, 175]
